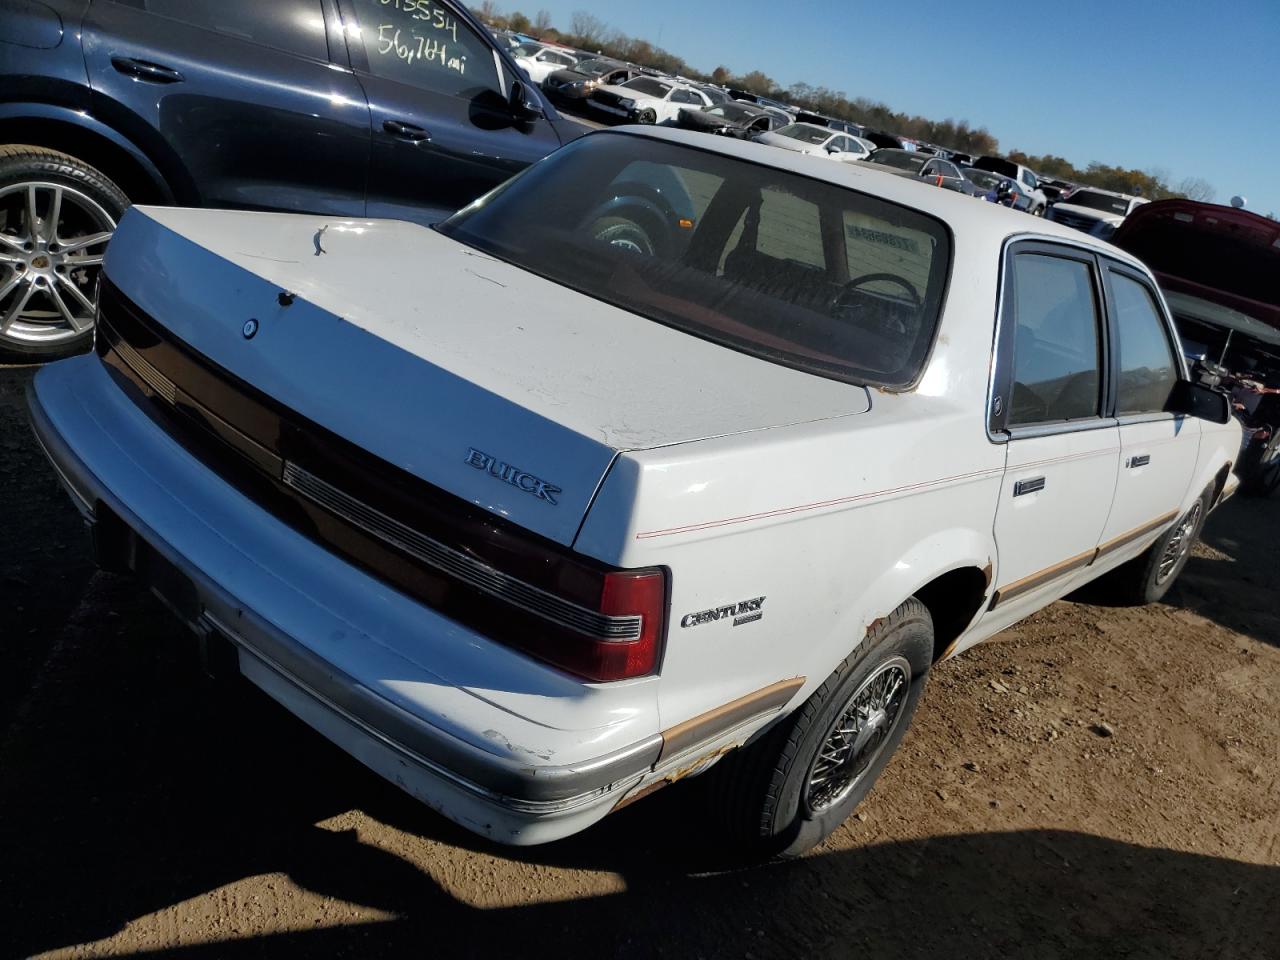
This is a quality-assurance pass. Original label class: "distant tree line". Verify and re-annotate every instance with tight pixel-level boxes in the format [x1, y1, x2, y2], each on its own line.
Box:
[477, 4, 1214, 201]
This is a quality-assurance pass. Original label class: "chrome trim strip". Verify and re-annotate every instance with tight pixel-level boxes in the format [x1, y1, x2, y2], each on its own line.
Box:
[1005, 417, 1117, 441]
[113, 334, 177, 404]
[990, 546, 1096, 608]
[1095, 510, 1177, 558]
[205, 611, 642, 816]
[657, 676, 805, 764]
[28, 372, 666, 812]
[281, 461, 643, 642]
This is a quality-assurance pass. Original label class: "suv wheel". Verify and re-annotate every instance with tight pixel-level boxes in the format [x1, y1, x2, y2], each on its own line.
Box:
[0, 146, 129, 362]
[709, 598, 933, 859]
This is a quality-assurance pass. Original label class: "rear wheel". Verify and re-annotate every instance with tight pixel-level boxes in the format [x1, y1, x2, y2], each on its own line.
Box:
[709, 598, 932, 859]
[0, 146, 128, 362]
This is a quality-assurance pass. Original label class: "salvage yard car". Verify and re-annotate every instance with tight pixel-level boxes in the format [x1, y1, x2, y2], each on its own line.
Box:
[0, 0, 578, 361]
[29, 127, 1240, 857]
[589, 75, 714, 125]
[1047, 188, 1147, 239]
[754, 122, 872, 161]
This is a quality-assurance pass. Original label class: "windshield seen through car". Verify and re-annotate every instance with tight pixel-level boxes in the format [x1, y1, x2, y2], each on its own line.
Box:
[440, 134, 952, 389]
[777, 124, 832, 145]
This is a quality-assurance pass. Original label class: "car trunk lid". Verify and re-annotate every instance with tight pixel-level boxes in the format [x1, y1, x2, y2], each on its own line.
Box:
[103, 207, 870, 546]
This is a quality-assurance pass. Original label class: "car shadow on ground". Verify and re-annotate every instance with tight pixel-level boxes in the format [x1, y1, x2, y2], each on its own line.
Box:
[1, 576, 1277, 959]
[1167, 494, 1280, 648]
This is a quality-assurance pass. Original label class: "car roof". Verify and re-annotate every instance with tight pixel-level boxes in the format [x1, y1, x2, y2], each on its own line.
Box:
[606, 127, 1149, 264]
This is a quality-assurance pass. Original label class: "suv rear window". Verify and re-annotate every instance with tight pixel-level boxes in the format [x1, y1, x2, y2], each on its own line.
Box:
[109, 0, 327, 59]
[440, 133, 952, 389]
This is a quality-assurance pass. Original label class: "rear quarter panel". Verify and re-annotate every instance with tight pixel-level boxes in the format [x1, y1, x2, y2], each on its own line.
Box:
[574, 228, 1009, 733]
[578, 394, 1004, 732]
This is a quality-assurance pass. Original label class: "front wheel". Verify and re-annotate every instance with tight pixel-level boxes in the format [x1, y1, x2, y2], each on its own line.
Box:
[636, 108, 658, 125]
[0, 146, 128, 363]
[709, 598, 933, 859]
[1100, 487, 1212, 605]
[1240, 435, 1280, 497]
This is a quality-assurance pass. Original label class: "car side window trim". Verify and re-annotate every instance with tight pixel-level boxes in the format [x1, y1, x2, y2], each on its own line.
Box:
[321, 0, 354, 68]
[1098, 256, 1191, 389]
[988, 238, 1115, 441]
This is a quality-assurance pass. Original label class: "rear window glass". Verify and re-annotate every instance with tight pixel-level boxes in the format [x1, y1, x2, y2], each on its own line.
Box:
[777, 124, 831, 145]
[870, 152, 928, 173]
[623, 77, 670, 97]
[440, 134, 952, 389]
[108, 0, 327, 60]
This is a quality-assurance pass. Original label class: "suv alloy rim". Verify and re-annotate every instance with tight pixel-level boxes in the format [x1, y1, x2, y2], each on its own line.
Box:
[804, 656, 911, 814]
[0, 182, 115, 346]
[1156, 500, 1203, 585]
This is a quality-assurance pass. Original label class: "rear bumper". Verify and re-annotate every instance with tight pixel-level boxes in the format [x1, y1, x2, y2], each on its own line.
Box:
[28, 357, 662, 845]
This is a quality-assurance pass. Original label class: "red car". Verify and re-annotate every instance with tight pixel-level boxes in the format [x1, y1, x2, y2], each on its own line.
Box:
[1114, 200, 1280, 495]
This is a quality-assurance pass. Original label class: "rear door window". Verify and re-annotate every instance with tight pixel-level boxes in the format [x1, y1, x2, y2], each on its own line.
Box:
[1008, 253, 1103, 425]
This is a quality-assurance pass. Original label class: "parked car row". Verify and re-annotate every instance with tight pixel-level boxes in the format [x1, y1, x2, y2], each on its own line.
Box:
[0, 0, 589, 362]
[533, 54, 1082, 221]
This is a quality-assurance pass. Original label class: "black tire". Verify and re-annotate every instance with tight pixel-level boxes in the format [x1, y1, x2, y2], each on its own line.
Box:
[0, 145, 130, 363]
[1098, 486, 1213, 605]
[636, 108, 658, 125]
[709, 598, 933, 860]
[1239, 436, 1280, 497]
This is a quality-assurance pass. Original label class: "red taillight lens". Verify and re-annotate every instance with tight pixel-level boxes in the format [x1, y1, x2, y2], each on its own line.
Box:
[594, 569, 667, 680]
[513, 567, 668, 683]
[476, 560, 665, 686]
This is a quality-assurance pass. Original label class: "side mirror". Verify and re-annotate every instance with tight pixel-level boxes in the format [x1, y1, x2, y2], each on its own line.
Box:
[1167, 379, 1232, 424]
[510, 80, 544, 121]
[826, 145, 842, 155]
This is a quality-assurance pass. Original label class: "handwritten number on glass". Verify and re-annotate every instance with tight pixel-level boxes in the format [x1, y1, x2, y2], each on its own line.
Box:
[372, 1, 467, 75]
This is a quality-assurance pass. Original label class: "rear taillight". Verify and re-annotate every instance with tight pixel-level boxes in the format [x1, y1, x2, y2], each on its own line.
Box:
[506, 566, 668, 683]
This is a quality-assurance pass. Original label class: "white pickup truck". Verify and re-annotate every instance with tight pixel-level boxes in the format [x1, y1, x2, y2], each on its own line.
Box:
[29, 128, 1240, 857]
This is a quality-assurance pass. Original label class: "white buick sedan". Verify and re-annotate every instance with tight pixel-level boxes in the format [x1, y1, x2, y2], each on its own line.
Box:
[30, 128, 1239, 857]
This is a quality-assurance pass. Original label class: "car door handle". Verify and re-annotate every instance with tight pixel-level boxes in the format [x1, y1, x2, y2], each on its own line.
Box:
[1013, 476, 1046, 496]
[111, 57, 184, 84]
[383, 119, 431, 143]
[1127, 454, 1151, 468]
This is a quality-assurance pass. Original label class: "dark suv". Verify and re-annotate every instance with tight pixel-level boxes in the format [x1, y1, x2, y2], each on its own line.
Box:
[0, 0, 580, 360]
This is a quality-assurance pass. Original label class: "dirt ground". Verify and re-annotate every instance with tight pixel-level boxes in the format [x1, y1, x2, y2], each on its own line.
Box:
[2, 358, 1279, 960]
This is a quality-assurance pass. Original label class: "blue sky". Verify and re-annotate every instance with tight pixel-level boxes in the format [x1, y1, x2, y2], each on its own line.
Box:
[516, 0, 1280, 214]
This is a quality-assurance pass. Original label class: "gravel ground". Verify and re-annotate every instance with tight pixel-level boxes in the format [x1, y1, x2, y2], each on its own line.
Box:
[3, 346, 1279, 958]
